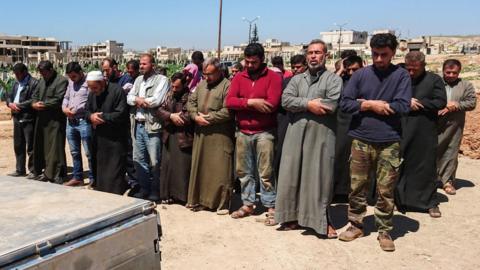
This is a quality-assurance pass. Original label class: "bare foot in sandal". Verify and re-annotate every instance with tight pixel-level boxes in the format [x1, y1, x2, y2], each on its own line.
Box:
[264, 208, 278, 226]
[231, 205, 254, 219]
[327, 224, 338, 239]
[443, 182, 456, 195]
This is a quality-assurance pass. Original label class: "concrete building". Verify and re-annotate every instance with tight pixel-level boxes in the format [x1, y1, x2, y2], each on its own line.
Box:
[321, 30, 368, 46]
[156, 46, 182, 63]
[0, 34, 62, 65]
[74, 40, 124, 63]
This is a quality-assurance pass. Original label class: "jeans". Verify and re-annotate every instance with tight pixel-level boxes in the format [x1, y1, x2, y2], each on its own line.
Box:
[66, 119, 94, 182]
[236, 131, 276, 208]
[133, 122, 161, 195]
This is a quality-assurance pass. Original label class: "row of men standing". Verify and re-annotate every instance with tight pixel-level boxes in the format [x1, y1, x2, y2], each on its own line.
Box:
[5, 33, 476, 252]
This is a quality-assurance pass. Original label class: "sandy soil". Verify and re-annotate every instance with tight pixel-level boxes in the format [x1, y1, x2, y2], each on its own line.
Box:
[0, 118, 479, 270]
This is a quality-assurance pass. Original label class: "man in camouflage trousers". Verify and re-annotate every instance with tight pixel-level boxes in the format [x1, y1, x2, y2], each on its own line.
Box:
[338, 33, 411, 252]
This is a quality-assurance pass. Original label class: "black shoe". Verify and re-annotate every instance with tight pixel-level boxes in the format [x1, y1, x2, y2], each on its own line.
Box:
[26, 173, 40, 180]
[7, 171, 26, 177]
[126, 184, 141, 197]
[53, 177, 65, 185]
[37, 175, 50, 182]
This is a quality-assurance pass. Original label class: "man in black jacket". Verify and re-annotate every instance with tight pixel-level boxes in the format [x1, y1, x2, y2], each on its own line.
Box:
[6, 63, 38, 177]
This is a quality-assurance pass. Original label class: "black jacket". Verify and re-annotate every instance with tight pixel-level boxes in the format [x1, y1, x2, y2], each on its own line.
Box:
[6, 74, 38, 123]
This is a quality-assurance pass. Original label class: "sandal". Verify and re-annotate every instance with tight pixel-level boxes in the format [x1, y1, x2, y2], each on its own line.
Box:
[264, 208, 278, 226]
[191, 205, 206, 212]
[231, 205, 254, 219]
[216, 209, 229, 215]
[277, 221, 301, 231]
[443, 182, 456, 195]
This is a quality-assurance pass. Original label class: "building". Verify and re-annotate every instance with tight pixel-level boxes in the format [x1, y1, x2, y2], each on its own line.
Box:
[73, 40, 124, 64]
[221, 45, 246, 61]
[156, 46, 182, 63]
[0, 34, 62, 65]
[321, 30, 368, 46]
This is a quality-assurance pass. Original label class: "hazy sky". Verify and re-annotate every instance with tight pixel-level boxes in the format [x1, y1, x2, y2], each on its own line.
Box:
[1, 0, 478, 50]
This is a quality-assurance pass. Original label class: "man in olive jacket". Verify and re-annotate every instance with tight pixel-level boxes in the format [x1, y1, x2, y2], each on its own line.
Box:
[31, 60, 68, 183]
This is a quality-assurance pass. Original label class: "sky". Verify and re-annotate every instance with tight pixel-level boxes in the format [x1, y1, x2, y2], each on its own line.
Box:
[1, 0, 478, 51]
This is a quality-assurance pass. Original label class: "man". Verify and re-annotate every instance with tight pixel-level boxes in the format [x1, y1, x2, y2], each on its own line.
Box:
[274, 54, 307, 178]
[127, 54, 169, 201]
[271, 56, 293, 79]
[230, 62, 244, 80]
[437, 59, 477, 195]
[333, 55, 364, 198]
[396, 51, 447, 218]
[186, 58, 235, 213]
[31, 60, 68, 183]
[118, 59, 140, 93]
[184, 51, 204, 91]
[6, 63, 38, 178]
[339, 33, 411, 252]
[101, 58, 122, 83]
[62, 62, 94, 187]
[85, 71, 129, 194]
[226, 43, 282, 224]
[275, 39, 342, 237]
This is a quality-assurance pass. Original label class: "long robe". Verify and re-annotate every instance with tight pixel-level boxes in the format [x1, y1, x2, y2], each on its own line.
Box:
[437, 79, 477, 184]
[275, 70, 342, 235]
[86, 83, 129, 195]
[32, 71, 67, 180]
[396, 72, 447, 211]
[186, 78, 235, 210]
[157, 90, 193, 202]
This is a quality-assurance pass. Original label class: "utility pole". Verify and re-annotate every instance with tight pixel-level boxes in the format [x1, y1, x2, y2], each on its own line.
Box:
[242, 16, 260, 44]
[334, 22, 348, 60]
[217, 0, 223, 59]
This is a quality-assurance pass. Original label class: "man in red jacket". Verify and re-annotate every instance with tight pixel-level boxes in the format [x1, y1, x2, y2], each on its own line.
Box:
[226, 43, 282, 225]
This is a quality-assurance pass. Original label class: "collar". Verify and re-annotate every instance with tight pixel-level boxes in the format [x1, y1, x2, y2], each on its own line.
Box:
[240, 63, 269, 80]
[18, 74, 31, 86]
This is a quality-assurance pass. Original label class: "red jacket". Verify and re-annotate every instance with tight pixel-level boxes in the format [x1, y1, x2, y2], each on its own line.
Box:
[226, 65, 282, 134]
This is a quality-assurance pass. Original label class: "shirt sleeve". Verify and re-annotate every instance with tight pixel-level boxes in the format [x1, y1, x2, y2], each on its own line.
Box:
[339, 72, 362, 114]
[225, 75, 248, 110]
[62, 83, 71, 109]
[388, 71, 412, 114]
[281, 76, 310, 112]
[127, 79, 138, 106]
[459, 81, 477, 111]
[419, 74, 447, 111]
[265, 73, 282, 112]
[145, 76, 170, 108]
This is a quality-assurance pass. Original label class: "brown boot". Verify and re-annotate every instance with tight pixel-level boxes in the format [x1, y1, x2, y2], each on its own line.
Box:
[63, 178, 84, 187]
[377, 232, 395, 252]
[338, 224, 364, 242]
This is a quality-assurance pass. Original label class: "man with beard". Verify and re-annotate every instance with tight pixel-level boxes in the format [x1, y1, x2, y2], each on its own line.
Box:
[127, 54, 169, 201]
[31, 61, 68, 183]
[396, 51, 447, 218]
[187, 58, 235, 213]
[275, 39, 342, 237]
[339, 33, 411, 252]
[437, 59, 477, 195]
[226, 43, 282, 224]
[86, 71, 129, 194]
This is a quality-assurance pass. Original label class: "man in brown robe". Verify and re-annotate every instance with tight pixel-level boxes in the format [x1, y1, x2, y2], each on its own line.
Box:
[186, 58, 235, 213]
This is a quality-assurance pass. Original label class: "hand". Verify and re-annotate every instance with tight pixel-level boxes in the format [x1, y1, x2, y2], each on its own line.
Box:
[410, 98, 424, 111]
[335, 58, 346, 76]
[63, 107, 76, 118]
[307, 98, 333, 115]
[32, 101, 46, 111]
[135, 97, 148, 108]
[362, 100, 394, 115]
[247, 98, 273, 113]
[438, 108, 449, 116]
[446, 101, 459, 112]
[90, 112, 105, 128]
[170, 112, 185, 126]
[8, 103, 20, 112]
[195, 114, 210, 126]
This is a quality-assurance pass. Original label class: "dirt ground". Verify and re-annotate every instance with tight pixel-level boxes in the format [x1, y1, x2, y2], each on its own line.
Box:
[0, 117, 479, 269]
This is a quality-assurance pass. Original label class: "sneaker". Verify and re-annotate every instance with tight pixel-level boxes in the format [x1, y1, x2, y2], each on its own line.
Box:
[26, 173, 40, 180]
[7, 171, 26, 177]
[339, 224, 364, 242]
[377, 232, 395, 252]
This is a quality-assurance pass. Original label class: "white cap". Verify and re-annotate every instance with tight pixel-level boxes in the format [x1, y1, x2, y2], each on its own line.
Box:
[86, 70, 104, 81]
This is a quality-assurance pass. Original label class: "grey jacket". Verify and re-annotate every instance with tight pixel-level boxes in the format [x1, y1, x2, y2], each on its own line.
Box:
[127, 73, 169, 134]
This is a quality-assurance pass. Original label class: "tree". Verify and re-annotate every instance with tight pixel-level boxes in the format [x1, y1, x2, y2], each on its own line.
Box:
[251, 24, 259, 44]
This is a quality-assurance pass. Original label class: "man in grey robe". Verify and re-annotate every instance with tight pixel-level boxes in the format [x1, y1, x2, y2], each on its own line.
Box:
[437, 59, 477, 195]
[275, 39, 342, 237]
